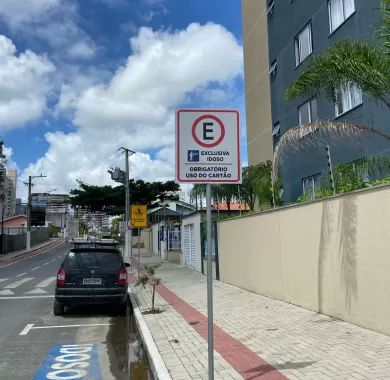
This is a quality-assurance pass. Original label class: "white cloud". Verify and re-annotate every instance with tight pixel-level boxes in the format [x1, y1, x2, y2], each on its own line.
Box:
[23, 23, 243, 195]
[0, 0, 60, 26]
[0, 35, 55, 131]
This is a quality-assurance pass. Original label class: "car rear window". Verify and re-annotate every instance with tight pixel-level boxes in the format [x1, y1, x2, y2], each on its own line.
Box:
[63, 250, 122, 270]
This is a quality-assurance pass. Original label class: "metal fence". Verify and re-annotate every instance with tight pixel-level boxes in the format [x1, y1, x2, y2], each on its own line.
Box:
[167, 230, 181, 251]
[0, 228, 50, 254]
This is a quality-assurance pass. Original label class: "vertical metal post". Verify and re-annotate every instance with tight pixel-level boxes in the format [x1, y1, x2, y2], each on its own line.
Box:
[206, 183, 214, 379]
[138, 227, 141, 276]
[124, 150, 133, 262]
[326, 145, 336, 195]
[27, 176, 32, 251]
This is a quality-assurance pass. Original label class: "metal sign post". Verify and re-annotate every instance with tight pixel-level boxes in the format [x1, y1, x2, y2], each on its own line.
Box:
[131, 205, 148, 276]
[176, 109, 241, 379]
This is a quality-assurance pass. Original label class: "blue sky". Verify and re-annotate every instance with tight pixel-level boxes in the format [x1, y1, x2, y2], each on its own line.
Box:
[0, 0, 245, 198]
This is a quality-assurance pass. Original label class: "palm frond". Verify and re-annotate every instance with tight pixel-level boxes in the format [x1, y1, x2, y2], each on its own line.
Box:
[272, 121, 390, 185]
[286, 40, 390, 105]
[380, 0, 390, 54]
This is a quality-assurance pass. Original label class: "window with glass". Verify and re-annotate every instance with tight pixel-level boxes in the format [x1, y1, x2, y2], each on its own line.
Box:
[328, 0, 355, 33]
[302, 174, 321, 199]
[335, 83, 362, 116]
[295, 23, 312, 66]
[298, 98, 317, 138]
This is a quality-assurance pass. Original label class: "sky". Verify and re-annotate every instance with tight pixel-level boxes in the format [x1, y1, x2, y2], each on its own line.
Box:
[0, 0, 245, 200]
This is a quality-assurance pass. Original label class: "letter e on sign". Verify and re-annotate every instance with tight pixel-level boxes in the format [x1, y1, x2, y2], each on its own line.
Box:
[176, 109, 241, 184]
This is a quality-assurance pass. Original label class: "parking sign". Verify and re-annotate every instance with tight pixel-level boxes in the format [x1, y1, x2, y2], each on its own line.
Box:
[176, 109, 241, 183]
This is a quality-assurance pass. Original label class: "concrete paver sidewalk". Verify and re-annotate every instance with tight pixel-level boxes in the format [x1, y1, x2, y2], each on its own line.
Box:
[130, 254, 390, 379]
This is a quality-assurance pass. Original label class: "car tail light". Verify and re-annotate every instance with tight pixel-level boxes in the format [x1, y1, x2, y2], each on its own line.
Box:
[57, 267, 66, 286]
[118, 268, 127, 286]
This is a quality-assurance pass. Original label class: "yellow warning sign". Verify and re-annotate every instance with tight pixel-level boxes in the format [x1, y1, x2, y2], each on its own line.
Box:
[131, 205, 148, 228]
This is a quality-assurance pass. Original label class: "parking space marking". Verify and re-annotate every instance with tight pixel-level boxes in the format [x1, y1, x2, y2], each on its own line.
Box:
[19, 323, 111, 336]
[20, 324, 34, 336]
[33, 343, 102, 380]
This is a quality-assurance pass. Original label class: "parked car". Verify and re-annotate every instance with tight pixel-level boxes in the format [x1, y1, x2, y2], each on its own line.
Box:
[54, 247, 130, 315]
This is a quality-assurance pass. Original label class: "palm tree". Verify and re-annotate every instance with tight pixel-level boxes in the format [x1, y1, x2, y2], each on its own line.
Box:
[286, 0, 390, 108]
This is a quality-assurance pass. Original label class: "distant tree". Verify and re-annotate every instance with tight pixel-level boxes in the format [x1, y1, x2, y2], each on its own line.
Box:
[70, 180, 180, 215]
[189, 184, 206, 210]
[213, 184, 239, 213]
[241, 162, 275, 211]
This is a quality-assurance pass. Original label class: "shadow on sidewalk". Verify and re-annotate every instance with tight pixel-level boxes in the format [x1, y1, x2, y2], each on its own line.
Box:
[244, 361, 316, 380]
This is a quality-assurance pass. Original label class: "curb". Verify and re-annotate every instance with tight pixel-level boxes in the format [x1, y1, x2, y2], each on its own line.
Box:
[128, 289, 172, 380]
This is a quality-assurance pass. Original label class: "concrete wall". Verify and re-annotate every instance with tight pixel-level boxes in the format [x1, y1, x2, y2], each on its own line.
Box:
[218, 185, 390, 336]
[242, 0, 273, 165]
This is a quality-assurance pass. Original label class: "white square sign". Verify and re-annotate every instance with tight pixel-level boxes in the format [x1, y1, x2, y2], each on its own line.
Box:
[176, 109, 241, 183]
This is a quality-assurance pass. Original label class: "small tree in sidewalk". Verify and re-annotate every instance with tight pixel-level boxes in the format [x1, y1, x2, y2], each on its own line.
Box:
[135, 265, 161, 313]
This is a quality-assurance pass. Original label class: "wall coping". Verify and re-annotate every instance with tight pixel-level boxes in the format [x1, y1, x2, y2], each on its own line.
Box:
[217, 181, 390, 224]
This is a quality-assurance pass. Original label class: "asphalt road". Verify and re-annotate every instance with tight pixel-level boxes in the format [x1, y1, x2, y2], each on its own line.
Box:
[0, 242, 133, 380]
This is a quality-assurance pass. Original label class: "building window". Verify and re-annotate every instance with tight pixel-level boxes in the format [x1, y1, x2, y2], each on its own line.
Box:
[335, 83, 362, 116]
[298, 98, 317, 138]
[295, 23, 312, 66]
[302, 174, 321, 199]
[267, 0, 275, 16]
[328, 0, 355, 33]
[272, 122, 281, 145]
[269, 59, 277, 78]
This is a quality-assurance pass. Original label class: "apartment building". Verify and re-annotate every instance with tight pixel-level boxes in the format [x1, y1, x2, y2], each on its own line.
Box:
[243, 0, 390, 202]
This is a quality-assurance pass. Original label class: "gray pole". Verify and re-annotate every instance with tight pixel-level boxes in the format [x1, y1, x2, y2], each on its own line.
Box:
[206, 183, 214, 379]
[125, 149, 130, 261]
[326, 145, 336, 196]
[27, 176, 32, 250]
[138, 227, 141, 276]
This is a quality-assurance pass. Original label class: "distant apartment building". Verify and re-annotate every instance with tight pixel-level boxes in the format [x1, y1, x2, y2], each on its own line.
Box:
[5, 170, 17, 218]
[32, 193, 70, 228]
[243, 0, 390, 202]
[15, 198, 27, 216]
[75, 208, 109, 231]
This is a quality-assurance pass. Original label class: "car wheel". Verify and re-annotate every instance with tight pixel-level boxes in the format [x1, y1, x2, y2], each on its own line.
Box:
[117, 301, 129, 316]
[53, 300, 65, 316]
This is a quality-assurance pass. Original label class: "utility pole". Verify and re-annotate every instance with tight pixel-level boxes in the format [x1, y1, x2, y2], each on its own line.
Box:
[119, 147, 135, 262]
[24, 174, 47, 250]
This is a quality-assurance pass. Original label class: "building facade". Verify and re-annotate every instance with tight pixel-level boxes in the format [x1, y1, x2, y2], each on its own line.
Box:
[242, 0, 273, 165]
[5, 170, 17, 218]
[244, 0, 390, 202]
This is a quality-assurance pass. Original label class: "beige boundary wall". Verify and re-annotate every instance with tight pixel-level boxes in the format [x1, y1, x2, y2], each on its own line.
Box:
[218, 185, 390, 336]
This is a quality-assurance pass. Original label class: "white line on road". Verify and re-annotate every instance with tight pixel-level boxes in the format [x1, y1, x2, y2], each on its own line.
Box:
[16, 272, 26, 277]
[43, 262, 49, 266]
[31, 266, 40, 271]
[5, 277, 34, 289]
[0, 278, 9, 283]
[0, 289, 14, 295]
[19, 323, 111, 336]
[0, 295, 54, 300]
[35, 276, 56, 288]
[19, 324, 34, 336]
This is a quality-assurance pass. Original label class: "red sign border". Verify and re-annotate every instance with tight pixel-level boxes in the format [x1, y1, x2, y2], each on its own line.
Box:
[176, 109, 241, 183]
[191, 114, 226, 148]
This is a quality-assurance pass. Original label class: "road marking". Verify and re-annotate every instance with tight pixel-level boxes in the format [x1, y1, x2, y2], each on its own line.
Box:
[19, 323, 111, 336]
[0, 289, 15, 295]
[16, 272, 26, 277]
[0, 295, 54, 300]
[31, 266, 40, 271]
[4, 277, 34, 289]
[0, 278, 9, 283]
[33, 323, 111, 330]
[43, 262, 50, 266]
[36, 276, 56, 288]
[24, 288, 47, 294]
[33, 344, 102, 380]
[19, 324, 34, 336]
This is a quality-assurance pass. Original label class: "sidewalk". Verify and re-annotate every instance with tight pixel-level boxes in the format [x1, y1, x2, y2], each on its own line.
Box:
[0, 238, 65, 264]
[130, 252, 390, 380]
